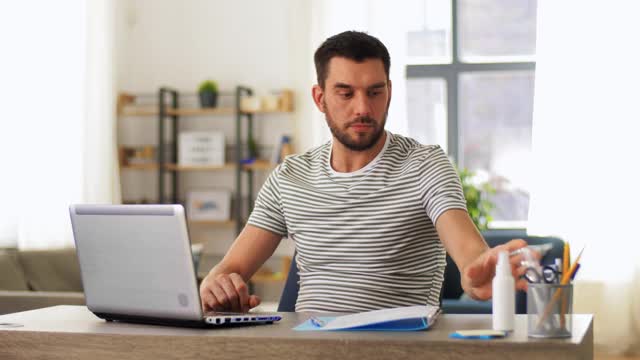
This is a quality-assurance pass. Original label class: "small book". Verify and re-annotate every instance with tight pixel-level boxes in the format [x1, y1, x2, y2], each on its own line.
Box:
[293, 305, 440, 332]
[449, 329, 507, 339]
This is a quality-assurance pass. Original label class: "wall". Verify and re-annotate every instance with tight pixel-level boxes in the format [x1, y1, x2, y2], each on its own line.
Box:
[118, 0, 305, 92]
[115, 0, 313, 276]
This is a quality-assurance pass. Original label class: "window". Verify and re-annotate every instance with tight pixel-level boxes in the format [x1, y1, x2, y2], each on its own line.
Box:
[406, 0, 537, 227]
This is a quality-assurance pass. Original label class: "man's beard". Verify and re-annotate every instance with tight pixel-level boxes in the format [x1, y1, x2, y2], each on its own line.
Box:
[324, 104, 388, 152]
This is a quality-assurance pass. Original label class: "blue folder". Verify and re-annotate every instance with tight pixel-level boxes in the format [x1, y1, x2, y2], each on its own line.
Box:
[294, 316, 430, 331]
[293, 305, 439, 332]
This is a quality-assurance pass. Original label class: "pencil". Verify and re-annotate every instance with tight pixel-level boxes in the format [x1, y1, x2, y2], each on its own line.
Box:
[563, 242, 570, 275]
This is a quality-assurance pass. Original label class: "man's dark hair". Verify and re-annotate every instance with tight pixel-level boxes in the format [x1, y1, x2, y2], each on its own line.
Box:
[314, 31, 391, 89]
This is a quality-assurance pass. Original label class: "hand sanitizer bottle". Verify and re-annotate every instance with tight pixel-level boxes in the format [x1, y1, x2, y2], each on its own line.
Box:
[492, 251, 515, 331]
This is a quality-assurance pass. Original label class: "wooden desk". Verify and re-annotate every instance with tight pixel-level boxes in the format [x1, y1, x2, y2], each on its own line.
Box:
[0, 306, 592, 360]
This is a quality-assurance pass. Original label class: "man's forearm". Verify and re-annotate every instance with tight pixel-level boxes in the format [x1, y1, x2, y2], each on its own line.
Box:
[207, 224, 283, 281]
[435, 209, 490, 299]
[208, 262, 237, 278]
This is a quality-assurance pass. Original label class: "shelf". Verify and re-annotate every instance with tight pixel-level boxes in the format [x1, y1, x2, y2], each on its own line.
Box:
[120, 163, 158, 170]
[119, 106, 159, 117]
[164, 163, 235, 171]
[244, 160, 275, 171]
[188, 220, 236, 227]
[121, 161, 276, 172]
[119, 106, 292, 117]
[167, 107, 235, 116]
[119, 106, 234, 117]
[240, 109, 294, 115]
[195, 272, 286, 283]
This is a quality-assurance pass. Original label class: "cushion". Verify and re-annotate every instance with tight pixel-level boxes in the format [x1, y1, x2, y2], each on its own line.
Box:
[0, 290, 85, 315]
[17, 248, 83, 292]
[0, 249, 30, 291]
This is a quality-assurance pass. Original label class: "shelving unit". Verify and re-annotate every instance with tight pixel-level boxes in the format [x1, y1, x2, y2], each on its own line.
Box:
[117, 87, 293, 285]
[155, 86, 285, 234]
[117, 88, 287, 232]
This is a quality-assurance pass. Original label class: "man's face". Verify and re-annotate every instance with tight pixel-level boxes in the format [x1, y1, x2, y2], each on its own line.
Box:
[313, 57, 391, 151]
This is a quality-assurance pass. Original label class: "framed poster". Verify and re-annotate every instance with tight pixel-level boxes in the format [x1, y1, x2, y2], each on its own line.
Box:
[186, 190, 231, 221]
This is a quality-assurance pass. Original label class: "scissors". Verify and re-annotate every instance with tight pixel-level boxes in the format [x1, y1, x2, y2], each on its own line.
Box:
[524, 264, 562, 284]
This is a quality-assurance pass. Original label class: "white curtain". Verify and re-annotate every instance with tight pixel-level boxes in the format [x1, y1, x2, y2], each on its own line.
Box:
[528, 1, 640, 354]
[84, 1, 121, 207]
[0, 0, 120, 250]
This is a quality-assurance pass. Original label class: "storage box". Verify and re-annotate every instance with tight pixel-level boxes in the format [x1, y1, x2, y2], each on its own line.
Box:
[178, 132, 225, 166]
[186, 190, 231, 221]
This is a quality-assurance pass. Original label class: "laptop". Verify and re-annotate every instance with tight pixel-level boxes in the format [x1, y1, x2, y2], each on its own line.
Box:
[68, 204, 282, 328]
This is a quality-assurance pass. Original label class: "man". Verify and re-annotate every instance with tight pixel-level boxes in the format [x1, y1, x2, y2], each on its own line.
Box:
[200, 31, 529, 313]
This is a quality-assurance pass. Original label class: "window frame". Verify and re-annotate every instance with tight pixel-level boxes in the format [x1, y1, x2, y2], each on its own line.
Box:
[405, 0, 536, 227]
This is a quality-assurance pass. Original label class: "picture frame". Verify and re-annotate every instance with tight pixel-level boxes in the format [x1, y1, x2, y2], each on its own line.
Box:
[178, 131, 225, 166]
[186, 189, 231, 221]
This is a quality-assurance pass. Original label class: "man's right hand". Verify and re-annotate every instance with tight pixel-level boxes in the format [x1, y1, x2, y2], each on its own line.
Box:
[199, 272, 261, 313]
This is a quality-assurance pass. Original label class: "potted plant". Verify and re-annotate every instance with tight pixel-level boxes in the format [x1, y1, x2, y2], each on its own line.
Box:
[198, 80, 218, 108]
[457, 166, 495, 230]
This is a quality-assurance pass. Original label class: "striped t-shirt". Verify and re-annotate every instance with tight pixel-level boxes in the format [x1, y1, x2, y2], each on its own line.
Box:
[247, 132, 467, 312]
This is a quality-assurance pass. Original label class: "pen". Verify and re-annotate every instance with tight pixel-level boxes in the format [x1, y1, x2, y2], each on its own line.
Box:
[570, 263, 581, 280]
[309, 316, 326, 328]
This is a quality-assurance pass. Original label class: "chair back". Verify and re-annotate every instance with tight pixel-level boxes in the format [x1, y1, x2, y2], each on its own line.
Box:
[277, 253, 299, 312]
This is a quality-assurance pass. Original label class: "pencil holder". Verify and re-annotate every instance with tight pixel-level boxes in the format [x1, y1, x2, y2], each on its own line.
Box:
[527, 283, 573, 338]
